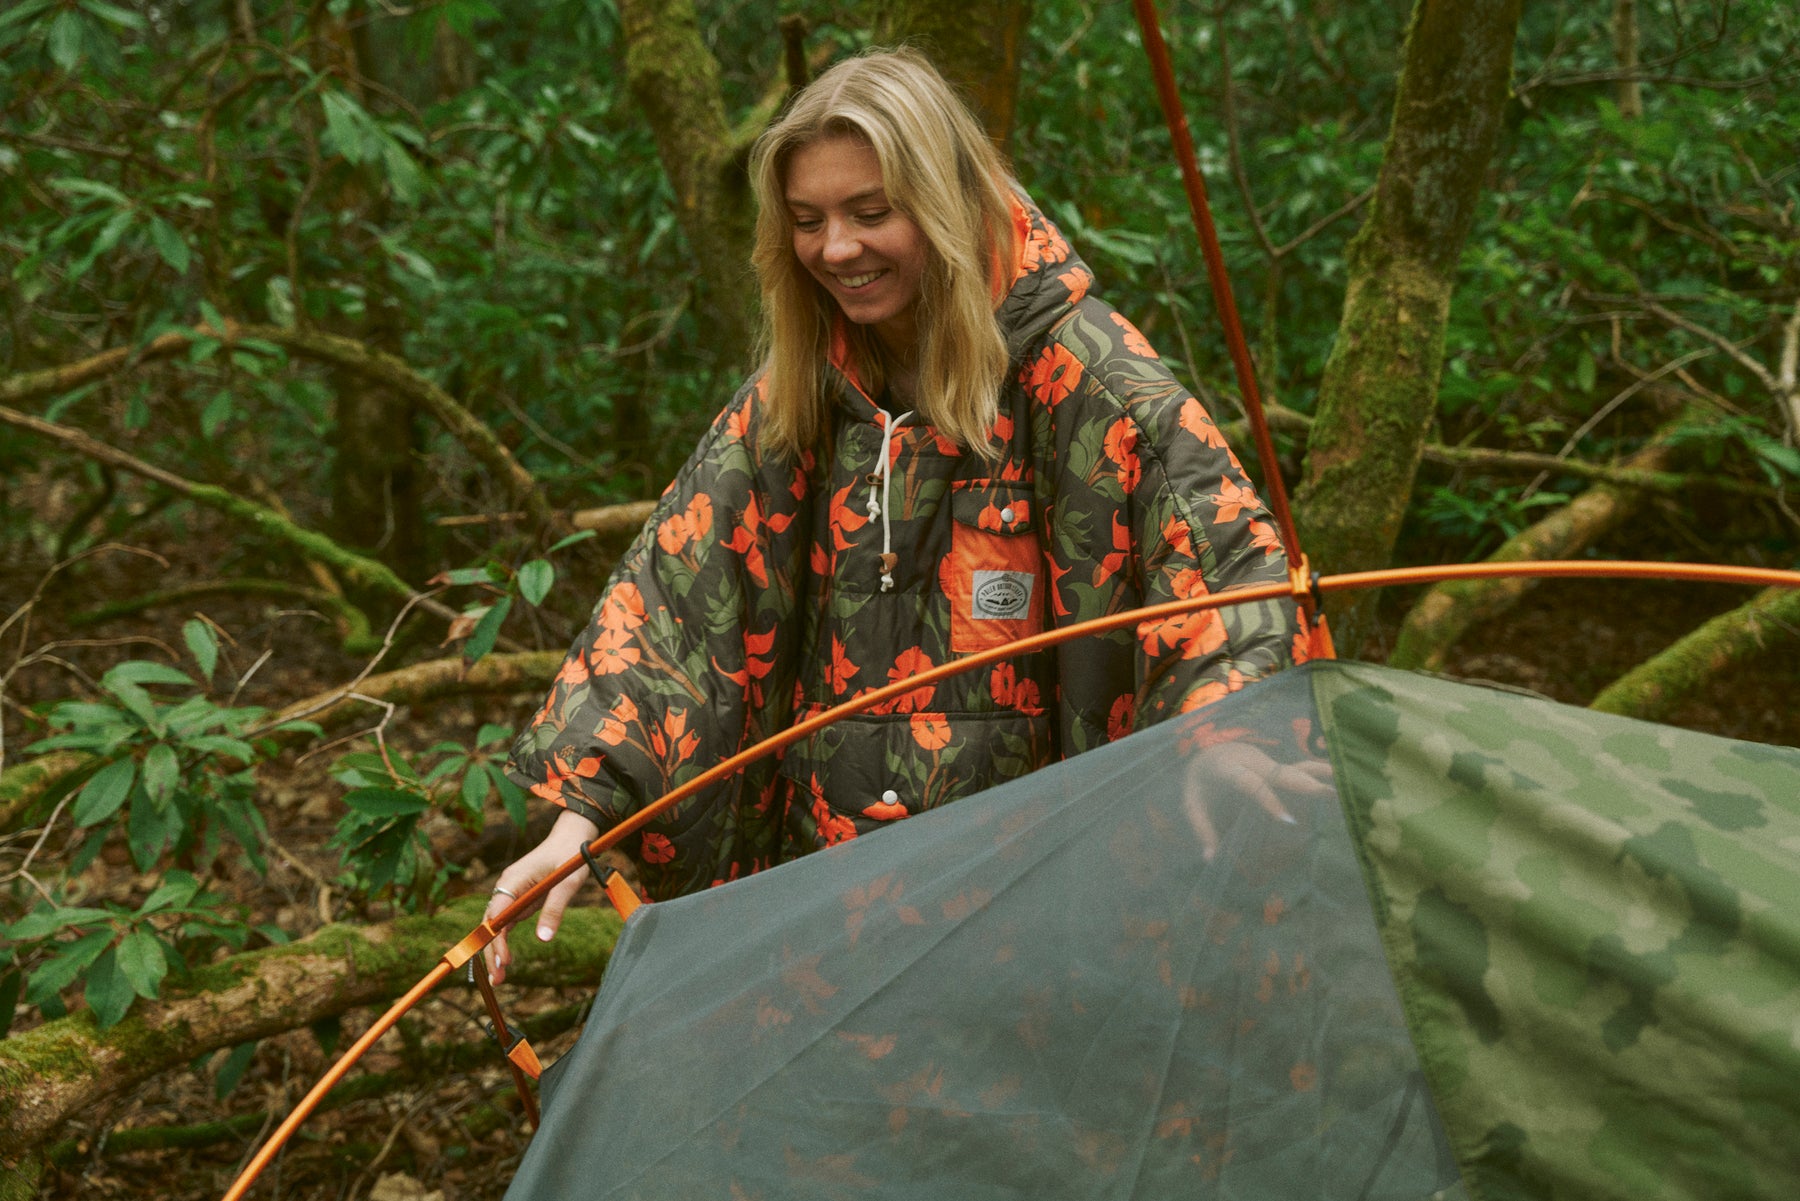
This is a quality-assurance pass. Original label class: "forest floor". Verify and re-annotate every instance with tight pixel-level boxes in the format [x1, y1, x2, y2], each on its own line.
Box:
[4, 512, 1796, 1201]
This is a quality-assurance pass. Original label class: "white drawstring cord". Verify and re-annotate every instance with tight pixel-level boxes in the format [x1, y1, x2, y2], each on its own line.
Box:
[866, 411, 911, 592]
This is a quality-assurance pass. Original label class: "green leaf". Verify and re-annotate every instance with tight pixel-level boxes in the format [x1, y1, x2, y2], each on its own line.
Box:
[184, 734, 256, 762]
[342, 787, 429, 817]
[183, 619, 219, 682]
[106, 660, 195, 688]
[48, 177, 130, 206]
[147, 216, 190, 273]
[47, 9, 86, 69]
[116, 930, 168, 999]
[5, 906, 114, 941]
[547, 530, 597, 553]
[73, 758, 137, 827]
[494, 769, 528, 830]
[198, 299, 226, 332]
[460, 763, 488, 812]
[436, 566, 496, 586]
[310, 1015, 342, 1058]
[77, 0, 147, 29]
[516, 559, 554, 606]
[0, 0, 59, 33]
[142, 743, 180, 807]
[139, 873, 201, 913]
[463, 595, 512, 666]
[214, 1040, 259, 1099]
[26, 930, 113, 1007]
[320, 91, 376, 163]
[476, 723, 513, 748]
[200, 389, 234, 437]
[127, 788, 180, 869]
[86, 946, 136, 1029]
[1575, 351, 1597, 395]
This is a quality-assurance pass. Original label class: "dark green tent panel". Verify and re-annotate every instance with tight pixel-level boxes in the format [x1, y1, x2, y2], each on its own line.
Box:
[508, 663, 1800, 1200]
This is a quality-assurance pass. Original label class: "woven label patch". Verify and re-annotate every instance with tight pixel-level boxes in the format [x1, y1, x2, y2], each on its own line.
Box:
[971, 570, 1035, 621]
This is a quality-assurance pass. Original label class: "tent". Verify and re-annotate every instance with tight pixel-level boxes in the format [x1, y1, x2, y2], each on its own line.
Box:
[506, 661, 1800, 1200]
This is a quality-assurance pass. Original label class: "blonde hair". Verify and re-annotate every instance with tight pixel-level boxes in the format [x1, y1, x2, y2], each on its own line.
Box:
[749, 48, 1016, 458]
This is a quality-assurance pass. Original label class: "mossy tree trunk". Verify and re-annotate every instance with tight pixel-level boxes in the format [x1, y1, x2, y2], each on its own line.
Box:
[617, 0, 758, 366]
[875, 0, 1032, 149]
[1292, 0, 1523, 653]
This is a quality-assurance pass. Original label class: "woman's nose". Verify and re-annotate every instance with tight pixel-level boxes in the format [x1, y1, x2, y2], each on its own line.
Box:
[822, 219, 860, 263]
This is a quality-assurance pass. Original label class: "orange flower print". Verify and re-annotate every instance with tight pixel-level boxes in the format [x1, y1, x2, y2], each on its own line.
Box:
[1248, 519, 1283, 556]
[1103, 418, 1141, 493]
[1092, 512, 1131, 588]
[597, 582, 647, 632]
[1178, 676, 1235, 714]
[910, 712, 951, 751]
[862, 798, 910, 821]
[990, 411, 1015, 443]
[810, 786, 858, 848]
[648, 708, 700, 764]
[595, 694, 638, 746]
[1140, 608, 1226, 660]
[1160, 515, 1196, 559]
[888, 647, 935, 712]
[554, 653, 591, 688]
[1289, 1061, 1318, 1092]
[1057, 266, 1092, 305]
[1178, 397, 1229, 448]
[641, 831, 676, 864]
[1107, 693, 1135, 741]
[656, 493, 714, 555]
[1023, 343, 1083, 408]
[829, 483, 870, 551]
[827, 635, 859, 696]
[589, 626, 641, 675]
[1210, 476, 1259, 524]
[1110, 312, 1157, 358]
[989, 662, 1042, 711]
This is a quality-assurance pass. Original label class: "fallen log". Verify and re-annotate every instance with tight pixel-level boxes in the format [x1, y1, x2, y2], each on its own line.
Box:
[0, 896, 620, 1192]
[1589, 584, 1800, 721]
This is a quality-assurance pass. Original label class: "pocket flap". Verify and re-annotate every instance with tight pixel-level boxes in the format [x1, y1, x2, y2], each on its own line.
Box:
[950, 482, 1034, 535]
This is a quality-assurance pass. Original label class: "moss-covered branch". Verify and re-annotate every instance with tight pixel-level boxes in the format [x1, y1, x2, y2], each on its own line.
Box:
[1588, 585, 1800, 721]
[71, 579, 377, 655]
[0, 323, 555, 533]
[0, 896, 620, 1173]
[1389, 428, 1685, 672]
[0, 401, 417, 603]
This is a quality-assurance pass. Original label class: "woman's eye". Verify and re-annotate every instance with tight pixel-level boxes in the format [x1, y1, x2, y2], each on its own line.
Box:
[792, 217, 822, 232]
[857, 210, 890, 224]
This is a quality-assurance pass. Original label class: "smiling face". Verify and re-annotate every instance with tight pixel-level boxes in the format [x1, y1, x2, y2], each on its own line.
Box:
[784, 133, 930, 360]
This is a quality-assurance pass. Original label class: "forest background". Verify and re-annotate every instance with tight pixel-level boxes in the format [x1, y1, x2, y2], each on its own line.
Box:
[1, 1, 1797, 1198]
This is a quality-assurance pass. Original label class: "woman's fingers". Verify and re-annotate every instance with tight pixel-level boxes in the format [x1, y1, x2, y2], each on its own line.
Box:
[536, 870, 587, 942]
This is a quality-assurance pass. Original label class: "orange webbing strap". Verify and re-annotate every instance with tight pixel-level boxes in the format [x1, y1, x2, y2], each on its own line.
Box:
[603, 868, 645, 919]
[470, 952, 542, 1128]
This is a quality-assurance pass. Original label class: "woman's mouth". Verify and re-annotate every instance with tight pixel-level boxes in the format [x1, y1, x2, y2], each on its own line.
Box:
[834, 270, 886, 290]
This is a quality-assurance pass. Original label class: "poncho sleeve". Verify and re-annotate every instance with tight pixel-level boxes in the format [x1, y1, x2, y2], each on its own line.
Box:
[505, 379, 814, 898]
[1017, 282, 1303, 750]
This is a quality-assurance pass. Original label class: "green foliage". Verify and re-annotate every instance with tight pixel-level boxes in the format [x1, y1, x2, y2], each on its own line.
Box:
[2, 871, 247, 1032]
[1, 622, 306, 1028]
[327, 724, 526, 913]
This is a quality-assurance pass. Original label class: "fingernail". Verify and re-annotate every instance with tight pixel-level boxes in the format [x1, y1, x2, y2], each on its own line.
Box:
[537, 925, 552, 941]
[1279, 811, 1297, 825]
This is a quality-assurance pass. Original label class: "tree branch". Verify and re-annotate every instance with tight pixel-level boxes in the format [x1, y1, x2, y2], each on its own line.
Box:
[0, 897, 621, 1168]
[1589, 585, 1800, 721]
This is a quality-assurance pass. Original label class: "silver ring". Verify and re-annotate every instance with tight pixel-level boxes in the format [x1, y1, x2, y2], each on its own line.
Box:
[492, 886, 518, 901]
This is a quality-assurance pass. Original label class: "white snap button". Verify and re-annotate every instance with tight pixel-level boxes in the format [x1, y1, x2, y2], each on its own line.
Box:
[1000, 506, 1016, 523]
[881, 789, 898, 805]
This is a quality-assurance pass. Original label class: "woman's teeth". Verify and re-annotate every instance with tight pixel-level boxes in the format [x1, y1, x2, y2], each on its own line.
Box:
[837, 271, 883, 288]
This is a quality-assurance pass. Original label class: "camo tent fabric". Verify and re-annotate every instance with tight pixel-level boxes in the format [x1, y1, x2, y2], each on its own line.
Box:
[506, 663, 1800, 1200]
[1321, 662, 1800, 1200]
[506, 194, 1300, 900]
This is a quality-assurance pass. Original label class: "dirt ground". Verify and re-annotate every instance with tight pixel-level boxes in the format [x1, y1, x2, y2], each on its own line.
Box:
[3, 514, 1795, 1200]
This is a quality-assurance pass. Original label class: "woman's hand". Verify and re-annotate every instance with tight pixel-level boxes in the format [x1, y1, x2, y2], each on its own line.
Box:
[482, 809, 601, 986]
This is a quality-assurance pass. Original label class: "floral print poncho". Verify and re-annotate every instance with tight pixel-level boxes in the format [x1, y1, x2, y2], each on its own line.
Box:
[508, 196, 1303, 899]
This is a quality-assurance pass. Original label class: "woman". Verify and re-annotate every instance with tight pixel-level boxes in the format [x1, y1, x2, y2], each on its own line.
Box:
[484, 48, 1301, 982]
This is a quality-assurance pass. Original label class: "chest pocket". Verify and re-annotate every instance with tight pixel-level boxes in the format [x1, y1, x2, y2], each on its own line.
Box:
[940, 481, 1044, 654]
